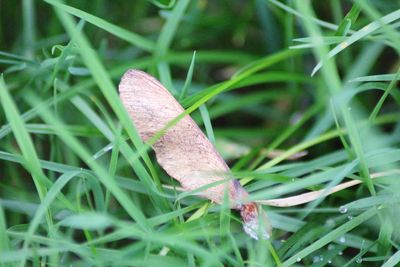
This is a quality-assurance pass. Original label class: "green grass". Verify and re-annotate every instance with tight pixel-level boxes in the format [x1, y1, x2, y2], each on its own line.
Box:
[0, 0, 400, 266]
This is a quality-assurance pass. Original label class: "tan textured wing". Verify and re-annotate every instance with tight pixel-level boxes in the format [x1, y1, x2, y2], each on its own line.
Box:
[118, 69, 271, 239]
[118, 69, 241, 204]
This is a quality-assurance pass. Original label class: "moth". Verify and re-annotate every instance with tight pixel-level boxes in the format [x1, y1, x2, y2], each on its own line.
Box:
[119, 69, 271, 239]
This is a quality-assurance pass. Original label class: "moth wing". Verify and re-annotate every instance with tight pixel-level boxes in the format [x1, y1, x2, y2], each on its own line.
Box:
[118, 69, 242, 204]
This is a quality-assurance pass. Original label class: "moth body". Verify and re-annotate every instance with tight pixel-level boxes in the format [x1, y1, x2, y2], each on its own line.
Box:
[119, 69, 271, 239]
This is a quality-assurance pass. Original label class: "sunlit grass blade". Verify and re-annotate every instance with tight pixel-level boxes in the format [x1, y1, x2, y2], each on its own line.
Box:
[312, 9, 400, 76]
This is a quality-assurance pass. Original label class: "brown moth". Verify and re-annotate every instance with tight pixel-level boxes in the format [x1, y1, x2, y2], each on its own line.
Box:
[119, 69, 271, 239]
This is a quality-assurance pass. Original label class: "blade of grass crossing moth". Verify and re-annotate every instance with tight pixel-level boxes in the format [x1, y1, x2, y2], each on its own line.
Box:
[24, 92, 151, 232]
[219, 189, 232, 240]
[43, 0, 155, 52]
[0, 76, 54, 228]
[179, 50, 196, 101]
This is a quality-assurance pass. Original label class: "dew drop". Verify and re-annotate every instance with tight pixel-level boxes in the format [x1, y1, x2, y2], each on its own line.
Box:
[338, 251, 343, 255]
[313, 256, 320, 263]
[339, 236, 346, 243]
[339, 206, 348, 213]
[328, 260, 332, 264]
[356, 258, 363, 264]
[296, 257, 301, 262]
[325, 219, 335, 227]
[347, 215, 353, 220]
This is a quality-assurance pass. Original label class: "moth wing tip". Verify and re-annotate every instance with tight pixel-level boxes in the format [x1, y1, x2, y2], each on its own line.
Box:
[119, 69, 145, 93]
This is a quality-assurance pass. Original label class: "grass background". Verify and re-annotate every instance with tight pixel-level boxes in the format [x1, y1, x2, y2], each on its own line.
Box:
[0, 0, 400, 266]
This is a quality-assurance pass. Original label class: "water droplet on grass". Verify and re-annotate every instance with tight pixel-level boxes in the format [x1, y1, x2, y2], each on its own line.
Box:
[325, 219, 335, 227]
[339, 206, 348, 213]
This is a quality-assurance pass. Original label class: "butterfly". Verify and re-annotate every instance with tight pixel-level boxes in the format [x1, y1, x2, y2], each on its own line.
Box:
[119, 69, 271, 239]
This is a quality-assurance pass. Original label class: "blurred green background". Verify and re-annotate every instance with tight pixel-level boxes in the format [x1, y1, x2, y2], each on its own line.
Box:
[0, 0, 400, 266]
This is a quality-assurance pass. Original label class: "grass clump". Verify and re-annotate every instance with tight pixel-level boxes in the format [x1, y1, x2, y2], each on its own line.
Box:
[0, 0, 400, 266]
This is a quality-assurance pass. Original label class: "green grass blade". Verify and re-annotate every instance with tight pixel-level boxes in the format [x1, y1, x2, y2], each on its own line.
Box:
[283, 208, 376, 266]
[179, 50, 196, 101]
[312, 9, 400, 76]
[44, 0, 155, 52]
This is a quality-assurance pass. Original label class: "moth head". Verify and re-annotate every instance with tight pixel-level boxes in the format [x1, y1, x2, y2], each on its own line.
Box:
[240, 203, 271, 240]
